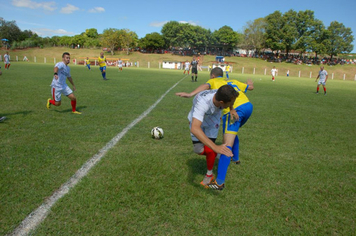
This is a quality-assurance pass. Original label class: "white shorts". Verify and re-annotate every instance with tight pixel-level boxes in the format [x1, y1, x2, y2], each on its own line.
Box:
[189, 121, 220, 142]
[185, 67, 189, 71]
[51, 86, 73, 101]
[318, 80, 326, 86]
[118, 65, 122, 68]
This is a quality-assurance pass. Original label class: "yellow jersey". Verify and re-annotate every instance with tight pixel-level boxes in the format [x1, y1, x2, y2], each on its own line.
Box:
[226, 65, 230, 72]
[206, 77, 249, 115]
[98, 56, 106, 67]
[85, 59, 90, 65]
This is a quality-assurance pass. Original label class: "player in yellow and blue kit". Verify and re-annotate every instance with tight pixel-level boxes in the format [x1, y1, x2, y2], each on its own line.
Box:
[225, 63, 230, 79]
[176, 67, 254, 190]
[85, 57, 91, 70]
[98, 52, 107, 80]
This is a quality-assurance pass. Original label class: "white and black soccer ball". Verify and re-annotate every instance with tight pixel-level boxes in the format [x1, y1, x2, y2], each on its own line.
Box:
[151, 127, 164, 139]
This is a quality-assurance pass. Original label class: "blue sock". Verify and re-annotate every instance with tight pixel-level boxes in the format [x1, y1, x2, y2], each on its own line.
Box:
[216, 146, 232, 185]
[102, 72, 106, 79]
[231, 135, 239, 162]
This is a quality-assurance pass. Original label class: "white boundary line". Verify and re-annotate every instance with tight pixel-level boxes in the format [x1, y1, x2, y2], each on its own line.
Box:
[10, 75, 187, 236]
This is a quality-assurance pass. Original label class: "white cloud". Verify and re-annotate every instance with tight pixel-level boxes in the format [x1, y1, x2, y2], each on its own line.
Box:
[60, 4, 79, 14]
[178, 21, 198, 26]
[32, 28, 75, 36]
[149, 21, 168, 27]
[12, 0, 56, 11]
[88, 7, 105, 13]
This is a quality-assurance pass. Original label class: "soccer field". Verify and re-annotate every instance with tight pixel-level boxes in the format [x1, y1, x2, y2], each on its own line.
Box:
[1, 63, 355, 235]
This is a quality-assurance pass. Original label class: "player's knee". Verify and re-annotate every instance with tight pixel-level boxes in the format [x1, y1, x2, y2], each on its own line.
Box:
[193, 143, 204, 154]
[55, 101, 61, 106]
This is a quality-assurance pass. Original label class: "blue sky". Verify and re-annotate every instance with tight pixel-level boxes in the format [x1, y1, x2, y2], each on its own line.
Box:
[1, 0, 355, 52]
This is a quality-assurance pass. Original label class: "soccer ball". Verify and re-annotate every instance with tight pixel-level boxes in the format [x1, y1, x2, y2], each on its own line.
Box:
[151, 127, 164, 139]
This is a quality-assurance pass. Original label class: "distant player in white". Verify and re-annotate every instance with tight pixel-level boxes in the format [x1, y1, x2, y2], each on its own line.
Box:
[187, 85, 237, 187]
[315, 66, 328, 95]
[271, 66, 277, 81]
[184, 60, 190, 74]
[46, 52, 81, 114]
[4, 52, 10, 69]
[118, 58, 123, 71]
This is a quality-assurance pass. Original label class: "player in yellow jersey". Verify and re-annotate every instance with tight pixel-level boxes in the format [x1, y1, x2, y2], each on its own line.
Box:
[85, 57, 91, 70]
[225, 63, 231, 79]
[176, 67, 254, 190]
[98, 52, 107, 80]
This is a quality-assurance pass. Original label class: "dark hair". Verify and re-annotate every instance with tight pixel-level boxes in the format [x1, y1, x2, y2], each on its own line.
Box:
[210, 67, 223, 77]
[62, 52, 70, 58]
[215, 85, 238, 103]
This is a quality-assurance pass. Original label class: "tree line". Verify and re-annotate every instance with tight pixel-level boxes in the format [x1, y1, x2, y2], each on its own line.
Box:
[0, 9, 353, 59]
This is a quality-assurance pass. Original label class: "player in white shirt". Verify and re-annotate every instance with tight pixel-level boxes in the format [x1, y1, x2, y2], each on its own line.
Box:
[315, 66, 328, 95]
[183, 60, 190, 74]
[46, 52, 81, 114]
[117, 58, 123, 71]
[187, 84, 237, 187]
[4, 52, 10, 69]
[271, 66, 277, 81]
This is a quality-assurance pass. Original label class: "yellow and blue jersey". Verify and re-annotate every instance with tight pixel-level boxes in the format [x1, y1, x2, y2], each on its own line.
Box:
[98, 56, 106, 67]
[206, 77, 249, 115]
[85, 59, 90, 65]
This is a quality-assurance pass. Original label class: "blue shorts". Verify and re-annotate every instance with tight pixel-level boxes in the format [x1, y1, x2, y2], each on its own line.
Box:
[222, 102, 253, 135]
[100, 66, 106, 72]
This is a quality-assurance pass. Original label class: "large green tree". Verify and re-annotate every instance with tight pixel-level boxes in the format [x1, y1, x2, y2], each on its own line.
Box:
[0, 17, 22, 43]
[211, 26, 241, 54]
[294, 10, 317, 53]
[325, 21, 354, 59]
[101, 28, 120, 55]
[139, 32, 165, 51]
[306, 20, 328, 59]
[242, 18, 266, 53]
[264, 11, 285, 54]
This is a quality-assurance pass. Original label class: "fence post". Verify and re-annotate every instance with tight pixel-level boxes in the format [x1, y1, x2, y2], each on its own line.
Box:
[34, 56, 36, 63]
[264, 68, 266, 75]
[332, 73, 334, 80]
[44, 57, 46, 63]
[354, 74, 356, 81]
[242, 67, 244, 74]
[148, 62, 150, 68]
[310, 72, 312, 78]
[253, 68, 255, 74]
[343, 74, 345, 80]
[16, 56, 18, 62]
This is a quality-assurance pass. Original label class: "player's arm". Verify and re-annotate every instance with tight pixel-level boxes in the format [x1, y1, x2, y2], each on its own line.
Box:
[325, 74, 328, 82]
[246, 79, 254, 90]
[54, 67, 59, 80]
[315, 74, 319, 82]
[175, 84, 210, 98]
[67, 77, 76, 91]
[191, 118, 233, 157]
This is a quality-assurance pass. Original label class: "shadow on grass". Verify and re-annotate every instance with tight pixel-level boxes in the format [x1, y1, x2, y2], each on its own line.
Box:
[186, 157, 218, 190]
[1, 110, 32, 119]
[54, 105, 87, 113]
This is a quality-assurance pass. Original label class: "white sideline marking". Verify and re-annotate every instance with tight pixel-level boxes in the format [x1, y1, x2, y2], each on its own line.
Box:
[10, 75, 187, 236]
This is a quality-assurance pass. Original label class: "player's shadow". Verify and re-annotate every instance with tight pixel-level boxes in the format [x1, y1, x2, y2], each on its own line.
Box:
[186, 157, 218, 190]
[1, 110, 33, 120]
[54, 106, 87, 113]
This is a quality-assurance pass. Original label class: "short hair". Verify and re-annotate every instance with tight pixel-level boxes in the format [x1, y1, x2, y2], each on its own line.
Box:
[215, 85, 238, 103]
[62, 52, 70, 58]
[210, 67, 223, 77]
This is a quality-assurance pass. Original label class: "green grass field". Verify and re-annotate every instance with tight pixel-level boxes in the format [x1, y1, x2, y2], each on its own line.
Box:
[0, 63, 355, 235]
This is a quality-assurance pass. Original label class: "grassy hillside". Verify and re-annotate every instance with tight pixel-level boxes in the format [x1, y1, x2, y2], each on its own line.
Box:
[1, 47, 356, 80]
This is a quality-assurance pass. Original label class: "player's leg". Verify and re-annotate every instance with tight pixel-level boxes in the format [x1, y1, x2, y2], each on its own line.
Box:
[322, 83, 326, 95]
[65, 87, 81, 114]
[47, 87, 61, 108]
[316, 83, 320, 94]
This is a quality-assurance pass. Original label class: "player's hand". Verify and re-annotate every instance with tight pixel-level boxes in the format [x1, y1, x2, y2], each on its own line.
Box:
[72, 86, 76, 91]
[175, 92, 192, 98]
[214, 144, 233, 157]
[230, 110, 239, 123]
